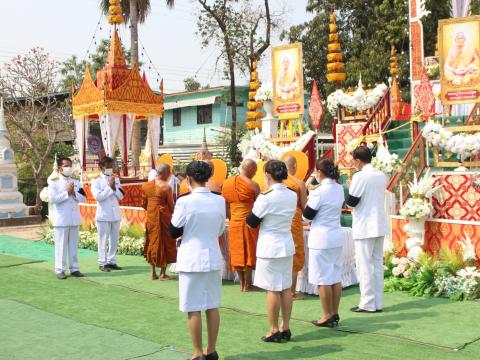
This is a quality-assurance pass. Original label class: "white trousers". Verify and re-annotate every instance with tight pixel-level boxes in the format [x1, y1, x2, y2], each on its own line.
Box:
[54, 226, 80, 274]
[97, 221, 120, 266]
[354, 236, 384, 311]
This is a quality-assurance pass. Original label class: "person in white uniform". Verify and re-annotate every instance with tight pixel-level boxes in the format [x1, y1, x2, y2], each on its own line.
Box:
[246, 160, 297, 343]
[91, 156, 125, 272]
[302, 158, 344, 327]
[169, 161, 225, 360]
[346, 146, 387, 313]
[48, 157, 87, 280]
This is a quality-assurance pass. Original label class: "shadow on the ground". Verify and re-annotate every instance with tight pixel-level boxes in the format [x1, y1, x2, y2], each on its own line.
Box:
[83, 266, 149, 278]
[224, 344, 343, 360]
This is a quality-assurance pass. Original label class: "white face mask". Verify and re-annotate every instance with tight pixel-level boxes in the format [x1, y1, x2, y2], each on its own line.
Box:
[62, 167, 73, 177]
[103, 168, 113, 176]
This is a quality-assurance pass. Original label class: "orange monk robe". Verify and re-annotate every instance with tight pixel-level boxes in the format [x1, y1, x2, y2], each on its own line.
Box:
[222, 175, 259, 271]
[178, 178, 222, 195]
[284, 175, 305, 273]
[141, 181, 177, 267]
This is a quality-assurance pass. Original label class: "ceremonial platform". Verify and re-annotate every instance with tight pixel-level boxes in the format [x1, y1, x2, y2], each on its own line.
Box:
[2, 235, 480, 360]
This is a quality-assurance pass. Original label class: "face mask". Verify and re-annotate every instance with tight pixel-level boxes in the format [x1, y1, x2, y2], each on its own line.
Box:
[62, 167, 73, 177]
[104, 168, 113, 176]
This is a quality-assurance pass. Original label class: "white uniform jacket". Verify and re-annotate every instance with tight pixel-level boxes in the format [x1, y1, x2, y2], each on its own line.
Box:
[247, 183, 297, 259]
[346, 164, 387, 239]
[91, 174, 124, 222]
[303, 178, 345, 249]
[48, 176, 86, 227]
[170, 187, 226, 273]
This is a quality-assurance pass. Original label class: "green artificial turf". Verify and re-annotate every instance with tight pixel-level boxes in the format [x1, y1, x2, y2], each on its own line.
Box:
[0, 299, 187, 360]
[2, 237, 480, 359]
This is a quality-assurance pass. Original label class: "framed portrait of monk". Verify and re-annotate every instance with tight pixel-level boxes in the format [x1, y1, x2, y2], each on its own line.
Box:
[439, 15, 480, 105]
[272, 43, 304, 119]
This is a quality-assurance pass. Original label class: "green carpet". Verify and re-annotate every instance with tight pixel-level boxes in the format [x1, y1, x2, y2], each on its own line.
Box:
[0, 299, 186, 360]
[0, 235, 96, 261]
[2, 237, 480, 359]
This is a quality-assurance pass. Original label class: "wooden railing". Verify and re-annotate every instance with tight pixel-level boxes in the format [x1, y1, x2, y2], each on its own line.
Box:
[465, 103, 480, 125]
[361, 88, 391, 137]
[387, 134, 426, 209]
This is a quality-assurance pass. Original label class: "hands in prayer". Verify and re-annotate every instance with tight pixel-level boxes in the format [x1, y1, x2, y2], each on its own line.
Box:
[108, 177, 116, 190]
[66, 182, 75, 195]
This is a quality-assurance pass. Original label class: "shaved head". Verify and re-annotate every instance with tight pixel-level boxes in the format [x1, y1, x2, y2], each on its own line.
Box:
[157, 163, 171, 180]
[241, 159, 257, 179]
[284, 156, 297, 175]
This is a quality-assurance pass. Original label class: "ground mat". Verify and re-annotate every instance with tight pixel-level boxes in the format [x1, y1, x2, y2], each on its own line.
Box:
[0, 299, 187, 360]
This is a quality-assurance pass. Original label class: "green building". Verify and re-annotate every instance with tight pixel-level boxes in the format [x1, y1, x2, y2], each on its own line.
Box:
[161, 86, 250, 147]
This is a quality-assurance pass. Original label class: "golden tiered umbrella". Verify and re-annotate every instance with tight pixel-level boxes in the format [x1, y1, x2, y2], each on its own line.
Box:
[245, 60, 263, 130]
[326, 13, 346, 85]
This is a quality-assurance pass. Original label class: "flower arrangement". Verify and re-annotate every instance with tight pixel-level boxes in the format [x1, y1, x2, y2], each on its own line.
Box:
[42, 222, 145, 256]
[399, 169, 442, 219]
[435, 267, 480, 301]
[384, 248, 480, 301]
[327, 83, 388, 115]
[239, 129, 316, 161]
[254, 83, 273, 102]
[422, 120, 480, 162]
[399, 197, 433, 219]
[372, 140, 403, 174]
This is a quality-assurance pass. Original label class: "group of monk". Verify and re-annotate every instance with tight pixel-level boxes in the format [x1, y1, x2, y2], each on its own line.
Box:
[141, 157, 308, 299]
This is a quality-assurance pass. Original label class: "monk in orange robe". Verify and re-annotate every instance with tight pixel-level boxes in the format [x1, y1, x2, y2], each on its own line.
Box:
[141, 164, 176, 280]
[222, 159, 260, 291]
[178, 161, 222, 195]
[284, 156, 307, 300]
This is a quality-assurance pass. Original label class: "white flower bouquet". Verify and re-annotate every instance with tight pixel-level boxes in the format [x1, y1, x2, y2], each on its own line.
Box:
[372, 154, 403, 174]
[254, 83, 273, 102]
[327, 83, 388, 115]
[391, 257, 413, 278]
[435, 267, 480, 300]
[422, 120, 480, 162]
[400, 197, 433, 219]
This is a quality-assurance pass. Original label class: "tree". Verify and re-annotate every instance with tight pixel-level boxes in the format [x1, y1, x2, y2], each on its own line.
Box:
[0, 48, 72, 213]
[184, 77, 201, 92]
[60, 39, 132, 90]
[196, 0, 274, 165]
[101, 0, 175, 167]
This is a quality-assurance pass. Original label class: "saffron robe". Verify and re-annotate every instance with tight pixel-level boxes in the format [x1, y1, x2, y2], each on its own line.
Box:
[284, 175, 305, 273]
[141, 181, 177, 267]
[222, 176, 259, 270]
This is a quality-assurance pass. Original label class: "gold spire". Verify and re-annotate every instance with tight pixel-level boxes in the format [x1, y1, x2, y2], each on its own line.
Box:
[326, 13, 346, 84]
[107, 28, 127, 67]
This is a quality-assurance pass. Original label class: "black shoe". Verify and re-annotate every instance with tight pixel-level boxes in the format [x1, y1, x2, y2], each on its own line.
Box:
[106, 263, 122, 270]
[350, 306, 376, 313]
[70, 271, 85, 277]
[311, 316, 336, 328]
[205, 351, 219, 360]
[56, 272, 67, 280]
[280, 329, 292, 341]
[376, 309, 383, 313]
[189, 356, 206, 360]
[261, 332, 283, 343]
[99, 266, 111, 272]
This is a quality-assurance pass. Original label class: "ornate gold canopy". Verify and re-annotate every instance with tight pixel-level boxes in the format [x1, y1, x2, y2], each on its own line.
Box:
[72, 29, 164, 119]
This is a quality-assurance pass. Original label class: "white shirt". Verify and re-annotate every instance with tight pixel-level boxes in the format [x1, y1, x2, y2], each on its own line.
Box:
[304, 178, 345, 249]
[91, 174, 124, 222]
[48, 176, 86, 227]
[348, 164, 388, 239]
[171, 187, 226, 272]
[251, 183, 297, 258]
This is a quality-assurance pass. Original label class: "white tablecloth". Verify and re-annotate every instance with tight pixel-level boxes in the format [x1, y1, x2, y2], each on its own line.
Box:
[296, 227, 358, 294]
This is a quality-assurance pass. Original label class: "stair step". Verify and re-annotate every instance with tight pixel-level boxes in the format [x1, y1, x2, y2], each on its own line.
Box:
[388, 138, 412, 149]
[341, 213, 352, 228]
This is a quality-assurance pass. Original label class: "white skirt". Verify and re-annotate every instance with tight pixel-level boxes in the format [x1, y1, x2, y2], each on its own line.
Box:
[178, 271, 222, 312]
[308, 247, 343, 286]
[254, 256, 293, 291]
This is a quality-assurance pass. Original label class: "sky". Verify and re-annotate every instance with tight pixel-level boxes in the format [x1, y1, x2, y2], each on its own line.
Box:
[0, 0, 312, 93]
